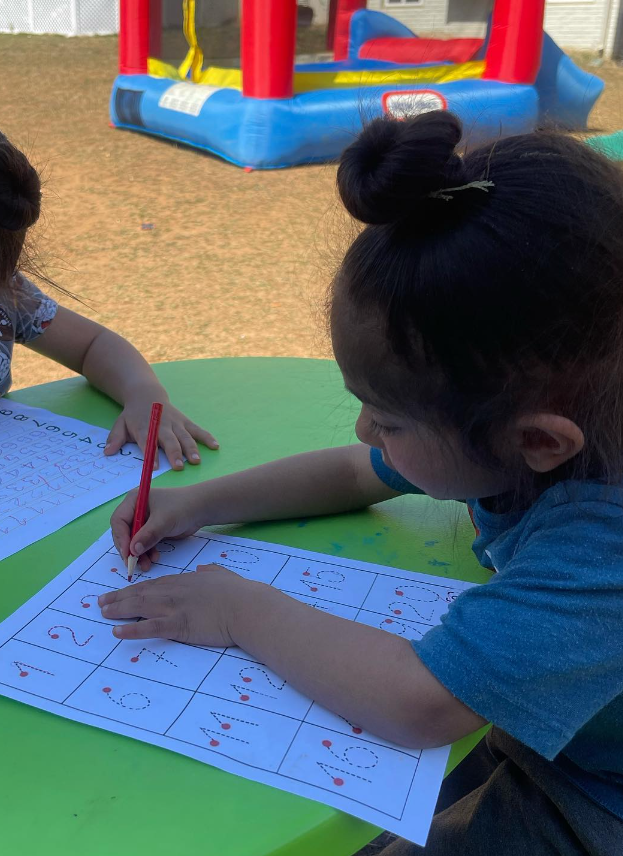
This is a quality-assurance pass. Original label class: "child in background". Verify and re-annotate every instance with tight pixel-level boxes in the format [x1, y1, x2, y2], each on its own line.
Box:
[0, 132, 217, 467]
[101, 113, 623, 854]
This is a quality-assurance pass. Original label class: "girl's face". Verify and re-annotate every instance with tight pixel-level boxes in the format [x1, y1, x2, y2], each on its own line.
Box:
[353, 401, 513, 500]
[332, 291, 514, 501]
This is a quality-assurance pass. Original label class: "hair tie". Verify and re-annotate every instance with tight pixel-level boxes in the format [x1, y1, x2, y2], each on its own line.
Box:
[429, 180, 495, 202]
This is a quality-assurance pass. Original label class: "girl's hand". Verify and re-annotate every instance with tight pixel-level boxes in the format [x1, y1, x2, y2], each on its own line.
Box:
[111, 484, 205, 570]
[105, 393, 218, 470]
[98, 565, 253, 646]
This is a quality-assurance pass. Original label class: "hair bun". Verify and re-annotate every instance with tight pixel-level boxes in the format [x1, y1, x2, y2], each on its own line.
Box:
[337, 111, 464, 225]
[0, 134, 41, 232]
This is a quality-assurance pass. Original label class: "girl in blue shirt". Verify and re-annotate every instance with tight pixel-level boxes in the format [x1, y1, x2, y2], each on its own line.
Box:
[102, 113, 623, 854]
[0, 132, 217, 467]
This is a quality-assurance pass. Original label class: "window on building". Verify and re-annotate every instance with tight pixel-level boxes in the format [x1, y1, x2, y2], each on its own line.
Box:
[447, 0, 492, 23]
[384, 1, 424, 8]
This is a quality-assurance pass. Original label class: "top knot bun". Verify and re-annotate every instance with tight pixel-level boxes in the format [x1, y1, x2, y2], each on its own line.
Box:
[337, 111, 464, 225]
[0, 134, 41, 232]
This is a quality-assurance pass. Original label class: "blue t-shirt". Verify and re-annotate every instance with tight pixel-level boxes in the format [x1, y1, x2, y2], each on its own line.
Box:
[371, 447, 623, 819]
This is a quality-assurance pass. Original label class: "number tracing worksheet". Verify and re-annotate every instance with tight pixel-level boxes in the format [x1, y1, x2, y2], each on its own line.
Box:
[0, 402, 169, 560]
[0, 530, 475, 844]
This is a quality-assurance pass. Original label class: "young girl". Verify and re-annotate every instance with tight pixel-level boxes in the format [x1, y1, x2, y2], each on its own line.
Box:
[100, 112, 623, 854]
[0, 133, 217, 466]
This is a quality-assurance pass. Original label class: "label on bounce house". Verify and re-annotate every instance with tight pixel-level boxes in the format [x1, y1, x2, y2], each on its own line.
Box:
[382, 90, 448, 120]
[159, 83, 221, 117]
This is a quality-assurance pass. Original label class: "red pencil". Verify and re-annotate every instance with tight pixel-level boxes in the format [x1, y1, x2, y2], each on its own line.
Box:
[127, 402, 163, 582]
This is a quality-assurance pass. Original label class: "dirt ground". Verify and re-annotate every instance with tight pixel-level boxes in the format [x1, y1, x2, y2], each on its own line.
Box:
[0, 28, 621, 391]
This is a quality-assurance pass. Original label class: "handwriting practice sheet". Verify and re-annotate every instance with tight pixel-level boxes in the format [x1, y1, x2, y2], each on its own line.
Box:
[0, 401, 169, 560]
[0, 531, 476, 844]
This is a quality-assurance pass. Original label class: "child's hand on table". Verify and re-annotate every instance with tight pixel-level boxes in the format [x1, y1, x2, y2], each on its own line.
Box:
[105, 393, 218, 471]
[98, 565, 256, 646]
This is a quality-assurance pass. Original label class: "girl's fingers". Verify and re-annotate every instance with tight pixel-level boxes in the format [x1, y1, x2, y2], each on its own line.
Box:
[100, 593, 176, 621]
[159, 427, 184, 470]
[129, 520, 166, 560]
[176, 429, 201, 465]
[105, 417, 129, 456]
[188, 421, 219, 451]
[112, 617, 175, 641]
[98, 575, 179, 606]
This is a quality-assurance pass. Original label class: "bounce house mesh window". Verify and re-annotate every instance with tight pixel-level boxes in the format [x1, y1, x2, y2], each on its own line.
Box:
[158, 0, 328, 68]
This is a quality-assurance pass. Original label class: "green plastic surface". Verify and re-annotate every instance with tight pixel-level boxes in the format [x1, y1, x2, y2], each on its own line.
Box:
[586, 130, 623, 161]
[1, 358, 490, 856]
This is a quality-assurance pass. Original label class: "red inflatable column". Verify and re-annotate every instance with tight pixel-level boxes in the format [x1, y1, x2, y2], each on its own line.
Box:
[483, 0, 546, 84]
[119, 0, 151, 74]
[333, 0, 366, 62]
[241, 0, 297, 99]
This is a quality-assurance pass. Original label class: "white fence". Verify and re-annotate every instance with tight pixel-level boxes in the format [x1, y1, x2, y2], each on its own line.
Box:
[0, 0, 119, 34]
[0, 0, 240, 36]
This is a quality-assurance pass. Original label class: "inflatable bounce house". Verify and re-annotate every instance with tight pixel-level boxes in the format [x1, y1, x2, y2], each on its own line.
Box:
[110, 0, 604, 169]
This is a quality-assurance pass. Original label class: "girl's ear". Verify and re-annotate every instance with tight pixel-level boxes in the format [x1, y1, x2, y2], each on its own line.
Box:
[512, 414, 584, 473]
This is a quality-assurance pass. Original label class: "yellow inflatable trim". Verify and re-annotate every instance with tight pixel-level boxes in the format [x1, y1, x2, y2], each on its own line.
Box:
[147, 60, 485, 93]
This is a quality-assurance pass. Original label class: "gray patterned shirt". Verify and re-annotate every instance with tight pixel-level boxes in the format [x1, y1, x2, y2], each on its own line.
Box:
[0, 273, 58, 396]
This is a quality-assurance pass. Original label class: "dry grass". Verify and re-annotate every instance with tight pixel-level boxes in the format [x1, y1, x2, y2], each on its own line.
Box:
[0, 29, 621, 391]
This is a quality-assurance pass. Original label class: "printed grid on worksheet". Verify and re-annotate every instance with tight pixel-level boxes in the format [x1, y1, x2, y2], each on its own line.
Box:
[0, 533, 468, 822]
[0, 420, 144, 535]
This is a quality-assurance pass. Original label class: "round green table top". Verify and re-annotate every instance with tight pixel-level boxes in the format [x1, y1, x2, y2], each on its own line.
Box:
[1, 357, 489, 856]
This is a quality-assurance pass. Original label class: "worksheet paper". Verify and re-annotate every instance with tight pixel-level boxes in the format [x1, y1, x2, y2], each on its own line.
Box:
[0, 401, 170, 560]
[0, 531, 476, 845]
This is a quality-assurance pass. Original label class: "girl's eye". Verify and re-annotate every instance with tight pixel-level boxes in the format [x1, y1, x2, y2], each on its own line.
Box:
[369, 418, 401, 437]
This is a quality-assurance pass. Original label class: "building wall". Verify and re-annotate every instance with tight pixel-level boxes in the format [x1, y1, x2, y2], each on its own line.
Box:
[368, 0, 623, 56]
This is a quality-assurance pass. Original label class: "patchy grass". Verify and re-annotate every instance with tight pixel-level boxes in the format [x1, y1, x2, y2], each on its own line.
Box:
[0, 31, 620, 391]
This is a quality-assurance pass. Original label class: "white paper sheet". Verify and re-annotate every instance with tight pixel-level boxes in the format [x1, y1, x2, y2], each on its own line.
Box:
[0, 531, 476, 844]
[0, 402, 170, 560]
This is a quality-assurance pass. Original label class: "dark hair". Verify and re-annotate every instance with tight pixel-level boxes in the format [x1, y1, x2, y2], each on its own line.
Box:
[332, 111, 623, 489]
[0, 133, 41, 287]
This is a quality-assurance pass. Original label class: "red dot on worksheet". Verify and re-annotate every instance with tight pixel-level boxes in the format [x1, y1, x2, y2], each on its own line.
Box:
[310, 587, 318, 592]
[240, 694, 250, 702]
[384, 618, 393, 624]
[221, 722, 231, 730]
[322, 740, 332, 747]
[333, 778, 344, 787]
[242, 676, 252, 683]
[19, 671, 28, 677]
[220, 553, 227, 558]
[111, 567, 117, 572]
[131, 657, 139, 663]
[396, 590, 404, 596]
[82, 603, 90, 608]
[210, 739, 219, 747]
[102, 687, 111, 693]
[50, 633, 59, 639]
[302, 571, 310, 576]
[352, 727, 362, 734]
[393, 609, 402, 615]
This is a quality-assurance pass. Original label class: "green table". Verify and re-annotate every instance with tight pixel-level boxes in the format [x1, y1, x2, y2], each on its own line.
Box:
[1, 358, 489, 856]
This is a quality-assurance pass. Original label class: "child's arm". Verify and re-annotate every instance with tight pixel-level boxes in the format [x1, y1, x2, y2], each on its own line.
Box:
[111, 443, 403, 565]
[99, 567, 485, 748]
[27, 306, 218, 468]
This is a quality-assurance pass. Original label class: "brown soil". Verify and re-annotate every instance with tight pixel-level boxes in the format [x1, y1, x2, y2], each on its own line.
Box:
[0, 29, 621, 391]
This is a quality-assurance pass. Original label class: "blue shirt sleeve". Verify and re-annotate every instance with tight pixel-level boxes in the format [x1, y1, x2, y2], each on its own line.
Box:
[413, 498, 623, 760]
[369, 447, 424, 494]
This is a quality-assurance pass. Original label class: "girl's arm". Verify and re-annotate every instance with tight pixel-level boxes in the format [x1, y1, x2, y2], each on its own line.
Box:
[100, 567, 486, 748]
[27, 306, 218, 468]
[111, 443, 403, 564]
